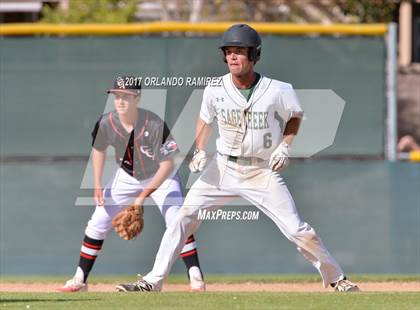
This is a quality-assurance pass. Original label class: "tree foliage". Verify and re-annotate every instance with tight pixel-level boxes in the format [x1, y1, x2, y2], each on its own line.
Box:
[40, 0, 138, 23]
[338, 0, 397, 23]
[39, 0, 398, 24]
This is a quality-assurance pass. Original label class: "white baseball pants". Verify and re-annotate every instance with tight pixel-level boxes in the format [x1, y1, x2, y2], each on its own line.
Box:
[84, 168, 192, 250]
[144, 154, 344, 289]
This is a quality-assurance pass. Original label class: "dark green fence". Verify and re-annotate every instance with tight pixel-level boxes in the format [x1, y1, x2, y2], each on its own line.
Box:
[0, 161, 418, 275]
[1, 36, 385, 157]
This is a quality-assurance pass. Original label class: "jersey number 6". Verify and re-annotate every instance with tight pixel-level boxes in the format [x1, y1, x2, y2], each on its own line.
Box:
[263, 133, 272, 149]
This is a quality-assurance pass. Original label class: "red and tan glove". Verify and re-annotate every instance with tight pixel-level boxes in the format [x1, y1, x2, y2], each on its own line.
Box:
[112, 204, 144, 240]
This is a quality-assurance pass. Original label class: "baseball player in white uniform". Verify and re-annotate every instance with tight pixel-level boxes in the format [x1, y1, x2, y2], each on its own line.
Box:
[116, 25, 359, 292]
[58, 76, 205, 292]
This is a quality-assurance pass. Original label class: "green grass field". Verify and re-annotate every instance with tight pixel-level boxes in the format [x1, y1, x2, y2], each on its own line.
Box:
[1, 274, 419, 309]
[1, 292, 419, 310]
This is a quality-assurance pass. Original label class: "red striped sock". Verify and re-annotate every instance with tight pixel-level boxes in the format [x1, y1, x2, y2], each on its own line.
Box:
[78, 235, 104, 282]
[180, 235, 203, 279]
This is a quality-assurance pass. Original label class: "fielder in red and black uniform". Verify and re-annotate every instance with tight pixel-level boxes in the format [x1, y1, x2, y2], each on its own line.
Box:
[58, 76, 205, 292]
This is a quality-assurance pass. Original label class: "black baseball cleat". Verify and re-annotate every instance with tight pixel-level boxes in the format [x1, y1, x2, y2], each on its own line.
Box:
[116, 278, 156, 292]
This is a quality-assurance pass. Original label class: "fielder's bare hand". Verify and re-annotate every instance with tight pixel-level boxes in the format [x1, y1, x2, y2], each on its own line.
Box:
[269, 142, 290, 171]
[93, 187, 104, 206]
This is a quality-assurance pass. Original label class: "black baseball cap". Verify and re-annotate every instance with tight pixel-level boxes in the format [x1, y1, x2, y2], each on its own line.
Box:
[107, 76, 141, 95]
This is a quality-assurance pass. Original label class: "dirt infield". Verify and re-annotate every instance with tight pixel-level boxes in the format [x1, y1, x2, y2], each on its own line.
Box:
[1, 282, 419, 292]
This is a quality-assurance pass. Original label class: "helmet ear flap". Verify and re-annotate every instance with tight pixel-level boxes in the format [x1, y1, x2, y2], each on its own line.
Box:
[221, 48, 227, 63]
[248, 48, 255, 62]
[248, 46, 261, 62]
[255, 47, 261, 62]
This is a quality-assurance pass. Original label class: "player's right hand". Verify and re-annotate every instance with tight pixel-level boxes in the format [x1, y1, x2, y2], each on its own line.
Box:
[189, 149, 208, 173]
[93, 187, 104, 206]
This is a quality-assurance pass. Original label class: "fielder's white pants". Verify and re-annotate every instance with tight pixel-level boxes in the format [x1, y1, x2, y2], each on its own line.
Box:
[84, 168, 197, 253]
[144, 154, 344, 289]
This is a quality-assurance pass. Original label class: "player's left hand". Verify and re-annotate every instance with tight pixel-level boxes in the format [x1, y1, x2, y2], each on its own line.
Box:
[112, 204, 144, 240]
[133, 196, 145, 207]
[269, 142, 290, 171]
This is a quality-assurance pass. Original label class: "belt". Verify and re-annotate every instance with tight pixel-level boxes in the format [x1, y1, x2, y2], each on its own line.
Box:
[222, 153, 265, 165]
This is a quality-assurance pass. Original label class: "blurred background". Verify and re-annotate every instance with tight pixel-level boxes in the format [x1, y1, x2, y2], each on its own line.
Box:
[0, 0, 419, 277]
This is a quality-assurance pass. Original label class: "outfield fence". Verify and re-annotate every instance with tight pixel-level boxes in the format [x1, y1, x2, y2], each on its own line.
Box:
[1, 22, 393, 159]
[1, 23, 417, 276]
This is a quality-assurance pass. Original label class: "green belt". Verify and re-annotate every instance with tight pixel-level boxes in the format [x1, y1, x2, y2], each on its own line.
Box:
[226, 154, 265, 165]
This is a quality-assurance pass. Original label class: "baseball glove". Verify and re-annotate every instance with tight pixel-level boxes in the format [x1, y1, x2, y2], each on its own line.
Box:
[112, 204, 144, 240]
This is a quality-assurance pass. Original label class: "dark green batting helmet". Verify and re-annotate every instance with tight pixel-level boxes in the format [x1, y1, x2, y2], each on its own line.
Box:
[219, 24, 262, 62]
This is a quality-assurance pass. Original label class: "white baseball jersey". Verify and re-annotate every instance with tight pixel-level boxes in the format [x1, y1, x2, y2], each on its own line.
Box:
[143, 74, 345, 291]
[200, 73, 303, 159]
